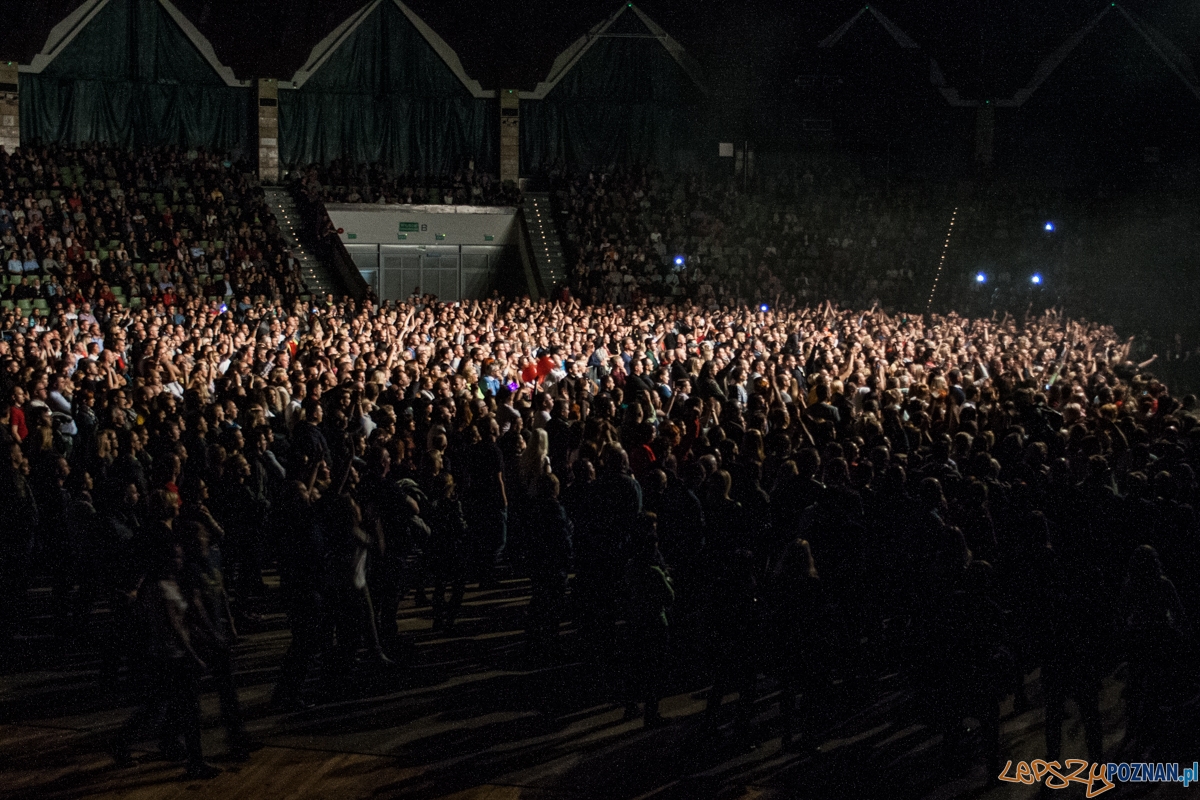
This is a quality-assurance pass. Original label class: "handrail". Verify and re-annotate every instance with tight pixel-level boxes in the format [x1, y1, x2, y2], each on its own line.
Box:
[290, 185, 371, 302]
[515, 206, 544, 299]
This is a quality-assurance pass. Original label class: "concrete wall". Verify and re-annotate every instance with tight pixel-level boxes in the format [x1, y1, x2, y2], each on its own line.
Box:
[345, 243, 517, 303]
[258, 79, 280, 184]
[327, 203, 518, 246]
[0, 62, 19, 153]
[331, 203, 523, 302]
[500, 90, 519, 183]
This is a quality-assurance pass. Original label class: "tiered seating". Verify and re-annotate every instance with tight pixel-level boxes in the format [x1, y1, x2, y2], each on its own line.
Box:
[0, 145, 307, 318]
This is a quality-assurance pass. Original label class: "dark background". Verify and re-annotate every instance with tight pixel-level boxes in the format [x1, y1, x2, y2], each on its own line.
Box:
[1, 0, 1196, 96]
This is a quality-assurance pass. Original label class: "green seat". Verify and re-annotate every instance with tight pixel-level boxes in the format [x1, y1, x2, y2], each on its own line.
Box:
[49, 189, 62, 199]
[214, 241, 224, 250]
[133, 263, 146, 274]
[110, 286, 125, 297]
[199, 240, 209, 249]
[33, 298, 49, 310]
[98, 249, 108, 260]
[115, 296, 129, 307]
[108, 239, 121, 249]
[0, 299, 13, 311]
[300, 294, 312, 302]
[130, 297, 144, 309]
[17, 299, 32, 310]
[212, 274, 224, 282]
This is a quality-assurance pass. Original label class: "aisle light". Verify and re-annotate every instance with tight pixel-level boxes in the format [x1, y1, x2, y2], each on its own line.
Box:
[926, 207, 958, 310]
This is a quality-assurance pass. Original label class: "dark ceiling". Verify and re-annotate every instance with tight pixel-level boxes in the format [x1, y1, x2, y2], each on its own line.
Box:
[0, 0, 1195, 100]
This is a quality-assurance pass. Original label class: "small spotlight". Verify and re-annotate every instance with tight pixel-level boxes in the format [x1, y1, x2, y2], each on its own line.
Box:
[975, 272, 987, 284]
[674, 255, 685, 266]
[1030, 273, 1042, 285]
[760, 304, 769, 312]
[1044, 222, 1055, 232]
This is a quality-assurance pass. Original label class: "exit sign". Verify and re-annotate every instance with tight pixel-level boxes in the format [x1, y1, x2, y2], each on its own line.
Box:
[398, 221, 420, 232]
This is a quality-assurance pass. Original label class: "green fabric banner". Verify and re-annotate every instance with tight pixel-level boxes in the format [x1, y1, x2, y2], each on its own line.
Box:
[520, 26, 703, 174]
[20, 0, 251, 152]
[279, 0, 496, 174]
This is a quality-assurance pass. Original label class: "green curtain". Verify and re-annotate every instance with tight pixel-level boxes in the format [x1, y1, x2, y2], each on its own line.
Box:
[279, 0, 496, 174]
[520, 28, 703, 174]
[20, 0, 251, 152]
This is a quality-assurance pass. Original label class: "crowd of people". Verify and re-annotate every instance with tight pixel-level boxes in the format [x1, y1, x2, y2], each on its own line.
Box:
[0, 144, 1196, 785]
[552, 160, 951, 311]
[2, 272, 1197, 779]
[289, 160, 521, 207]
[0, 144, 309, 319]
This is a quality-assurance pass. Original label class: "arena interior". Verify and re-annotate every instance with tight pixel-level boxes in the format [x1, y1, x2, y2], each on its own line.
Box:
[1, 1, 1200, 798]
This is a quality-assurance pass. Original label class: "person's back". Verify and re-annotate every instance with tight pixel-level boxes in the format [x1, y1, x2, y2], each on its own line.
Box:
[658, 472, 704, 568]
[624, 546, 673, 649]
[803, 478, 863, 570]
[702, 548, 761, 737]
[526, 490, 573, 578]
[291, 402, 331, 469]
[582, 460, 642, 564]
[928, 562, 1007, 776]
[544, 409, 572, 473]
[1116, 545, 1192, 651]
[426, 486, 468, 569]
[465, 437, 504, 509]
[1043, 560, 1109, 762]
[275, 482, 322, 594]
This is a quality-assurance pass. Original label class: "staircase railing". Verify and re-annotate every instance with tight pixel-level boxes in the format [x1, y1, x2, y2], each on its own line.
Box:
[515, 207, 544, 299]
[290, 185, 371, 302]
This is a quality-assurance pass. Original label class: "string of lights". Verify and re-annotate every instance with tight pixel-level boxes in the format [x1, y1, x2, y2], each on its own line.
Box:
[927, 206, 958, 312]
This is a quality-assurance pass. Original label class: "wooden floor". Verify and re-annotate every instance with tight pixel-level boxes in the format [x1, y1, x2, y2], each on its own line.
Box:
[0, 580, 1192, 800]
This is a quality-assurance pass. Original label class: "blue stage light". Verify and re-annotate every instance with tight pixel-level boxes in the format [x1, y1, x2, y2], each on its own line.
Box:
[975, 272, 987, 284]
[1031, 273, 1042, 285]
[1044, 222, 1055, 232]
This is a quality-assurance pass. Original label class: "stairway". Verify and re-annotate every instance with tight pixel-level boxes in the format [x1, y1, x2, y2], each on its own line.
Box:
[263, 187, 338, 298]
[522, 193, 567, 296]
